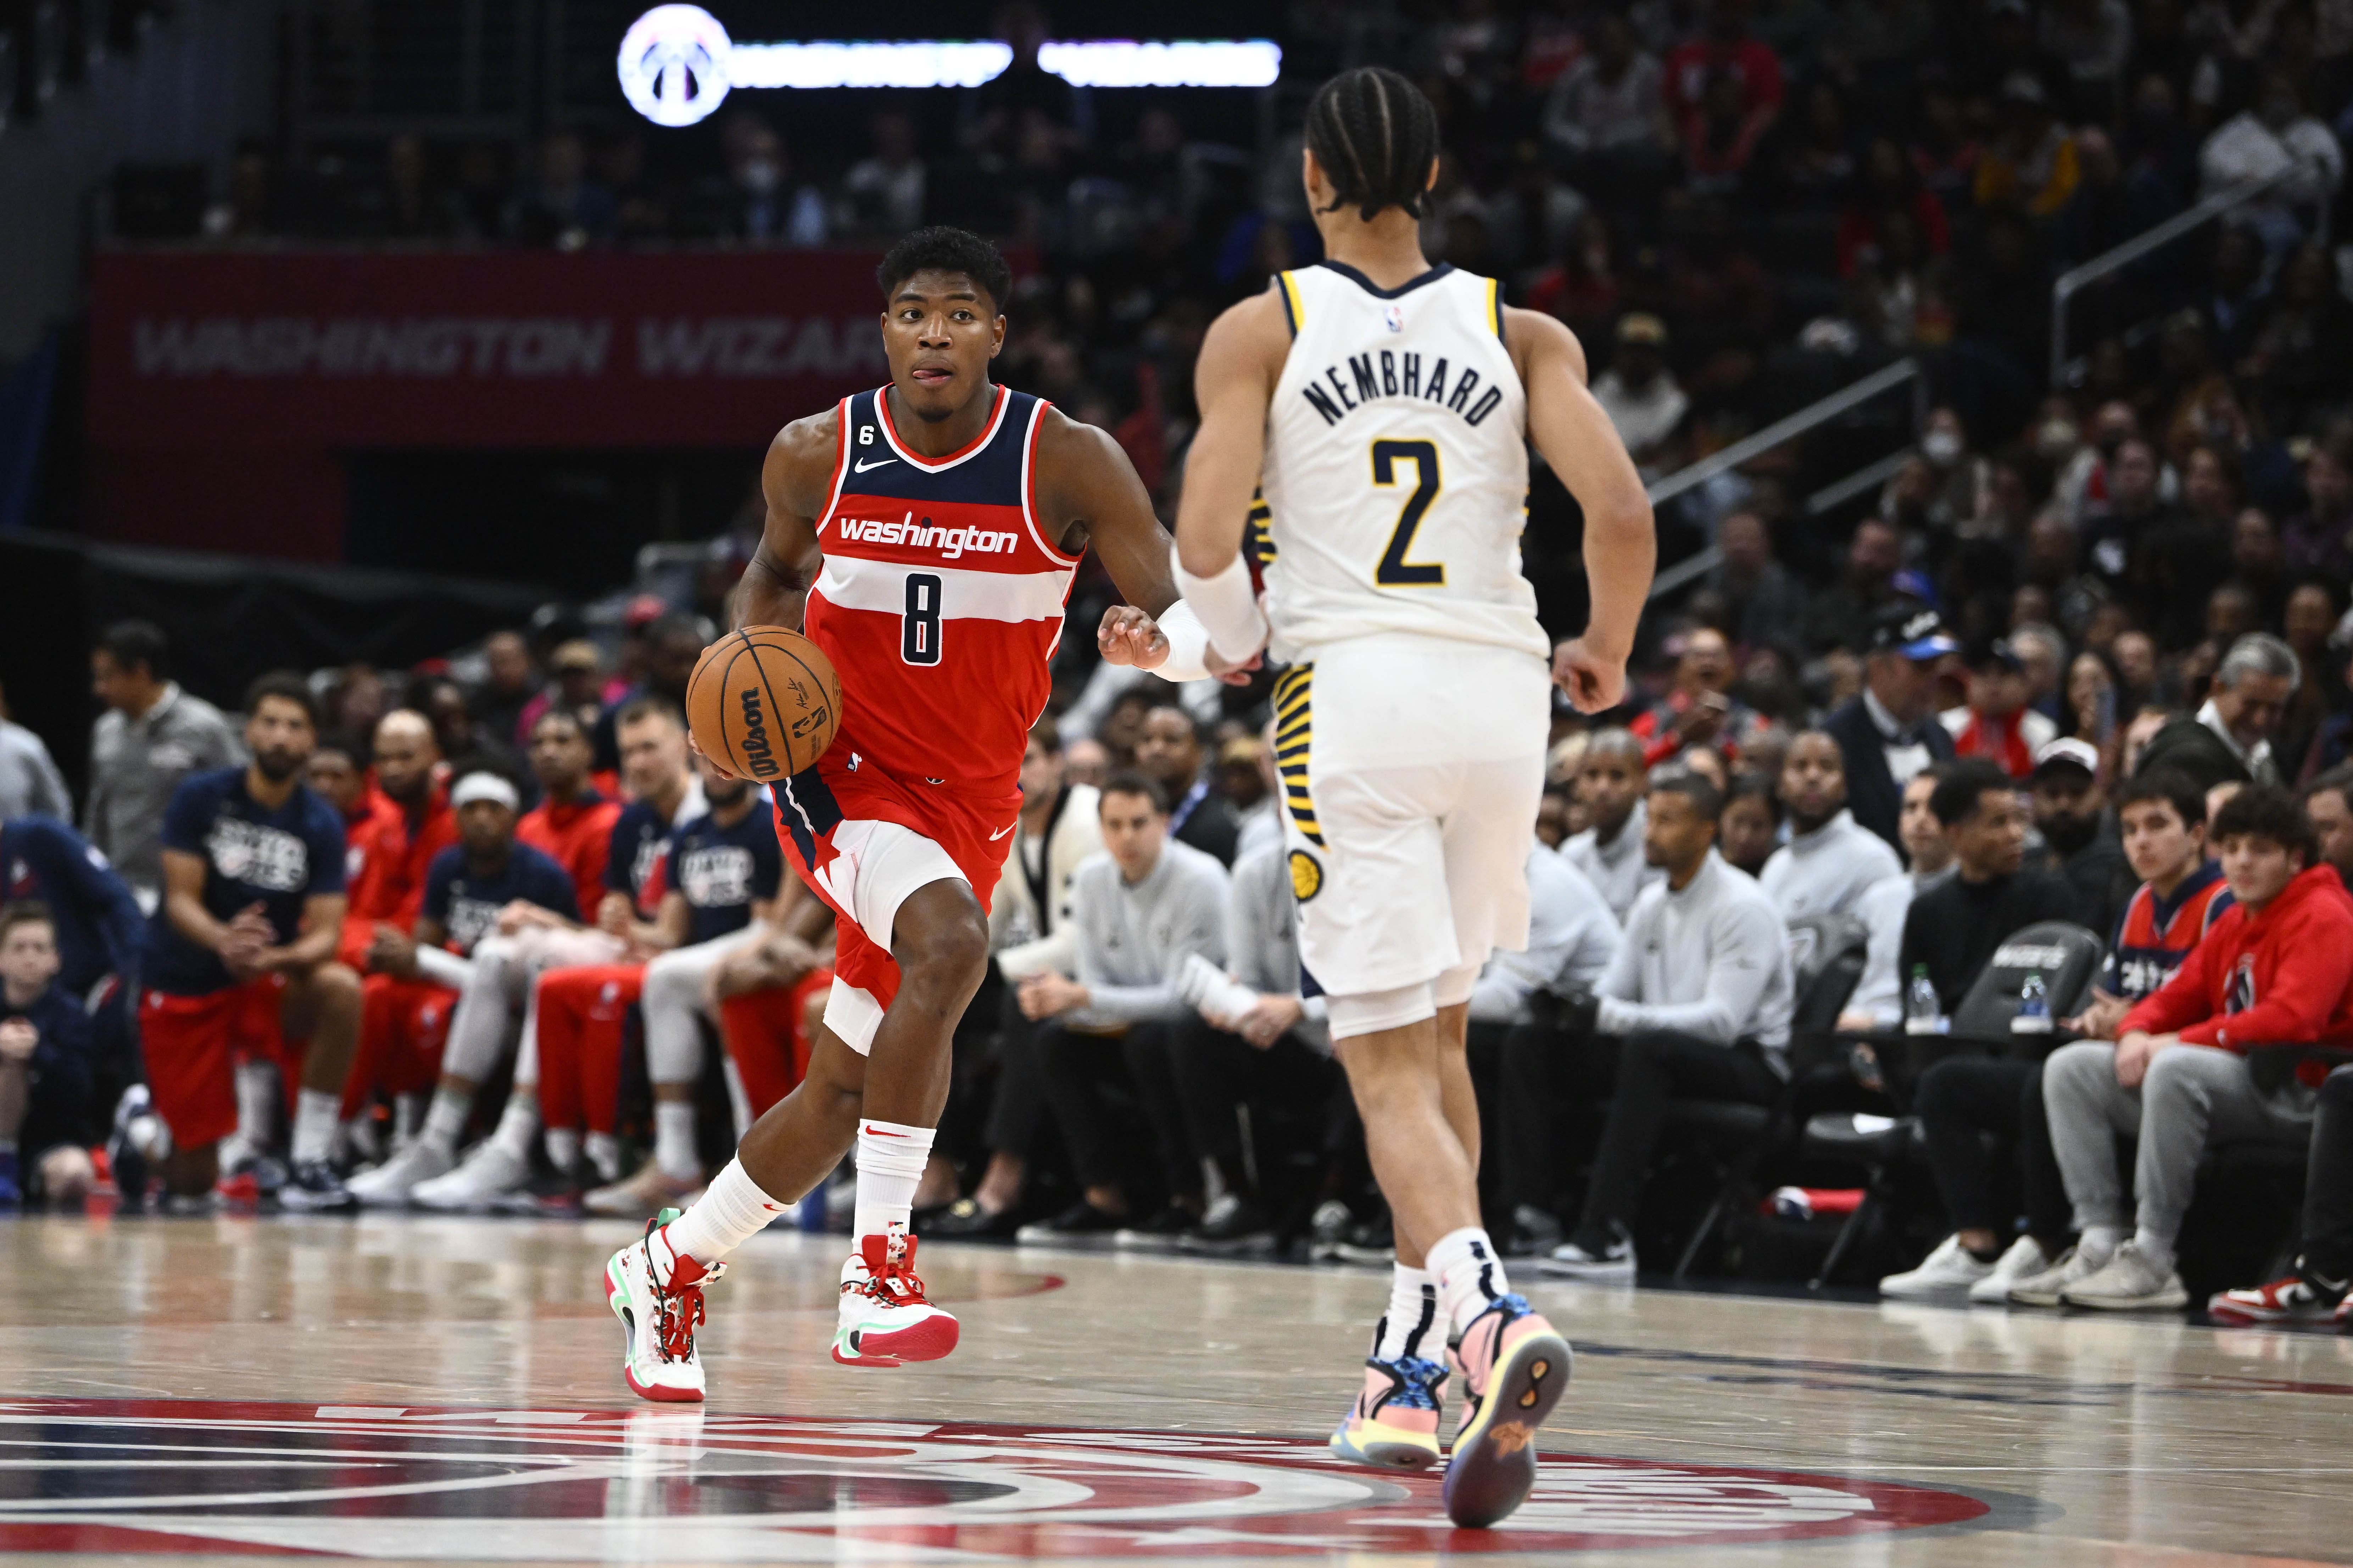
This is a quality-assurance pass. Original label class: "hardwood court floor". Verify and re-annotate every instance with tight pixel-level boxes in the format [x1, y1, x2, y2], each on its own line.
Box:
[2, 1212, 2349, 1565]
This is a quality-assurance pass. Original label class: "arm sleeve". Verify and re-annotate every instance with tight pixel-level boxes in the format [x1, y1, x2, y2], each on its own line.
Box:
[2178, 905, 2351, 1049]
[1595, 905, 1643, 1003]
[1082, 865, 1228, 1023]
[157, 779, 209, 856]
[413, 945, 476, 990]
[306, 811, 346, 896]
[1598, 900, 1784, 1045]
[1846, 876, 1912, 1029]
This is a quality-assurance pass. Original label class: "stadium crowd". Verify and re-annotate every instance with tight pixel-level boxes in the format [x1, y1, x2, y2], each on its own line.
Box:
[3, 0, 2351, 1326]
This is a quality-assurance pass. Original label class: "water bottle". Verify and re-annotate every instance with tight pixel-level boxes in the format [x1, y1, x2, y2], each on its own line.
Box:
[1904, 964, 1945, 1036]
[2013, 971, 2052, 1035]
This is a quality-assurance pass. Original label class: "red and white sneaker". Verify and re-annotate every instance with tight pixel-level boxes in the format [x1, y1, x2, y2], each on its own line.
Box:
[605, 1208, 725, 1403]
[1443, 1294, 1572, 1529]
[833, 1230, 959, 1367]
[2208, 1275, 2346, 1327]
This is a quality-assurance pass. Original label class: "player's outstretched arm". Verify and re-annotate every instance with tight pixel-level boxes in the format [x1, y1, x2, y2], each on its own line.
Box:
[737, 409, 840, 633]
[1171, 290, 1288, 665]
[1506, 305, 1656, 713]
[1032, 407, 1212, 679]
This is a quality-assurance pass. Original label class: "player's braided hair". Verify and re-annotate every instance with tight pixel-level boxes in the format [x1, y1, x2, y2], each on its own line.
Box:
[1303, 66, 1440, 223]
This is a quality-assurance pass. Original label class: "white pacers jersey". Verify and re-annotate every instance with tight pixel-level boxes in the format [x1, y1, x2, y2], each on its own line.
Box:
[1256, 261, 1545, 664]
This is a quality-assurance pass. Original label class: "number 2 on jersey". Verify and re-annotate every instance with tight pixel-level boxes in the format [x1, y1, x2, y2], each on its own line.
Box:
[903, 572, 943, 665]
[1371, 439, 1445, 587]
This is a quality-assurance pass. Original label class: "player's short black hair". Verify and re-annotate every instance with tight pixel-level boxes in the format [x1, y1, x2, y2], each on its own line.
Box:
[877, 226, 1013, 316]
[243, 671, 318, 728]
[2214, 783, 2319, 864]
[2119, 768, 2207, 830]
[1099, 769, 1170, 816]
[96, 619, 169, 680]
[1649, 768, 1723, 822]
[1304, 66, 1442, 222]
[0, 901, 54, 944]
[1929, 760, 2017, 828]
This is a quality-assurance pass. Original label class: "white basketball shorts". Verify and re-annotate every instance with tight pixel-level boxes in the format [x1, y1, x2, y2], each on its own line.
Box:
[1273, 631, 1549, 1014]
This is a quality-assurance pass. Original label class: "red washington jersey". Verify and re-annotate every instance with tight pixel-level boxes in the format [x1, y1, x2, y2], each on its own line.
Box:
[773, 385, 1074, 908]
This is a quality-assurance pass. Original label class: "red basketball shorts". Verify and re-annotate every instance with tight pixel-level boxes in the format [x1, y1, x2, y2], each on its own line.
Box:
[769, 762, 1013, 1055]
[141, 977, 290, 1148]
[342, 975, 459, 1118]
[534, 963, 645, 1135]
[719, 966, 836, 1118]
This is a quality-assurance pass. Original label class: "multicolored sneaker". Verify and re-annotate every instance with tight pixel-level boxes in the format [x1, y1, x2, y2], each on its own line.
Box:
[833, 1230, 959, 1367]
[604, 1208, 725, 1403]
[1329, 1351, 1447, 1469]
[2208, 1274, 2347, 1326]
[1442, 1294, 1572, 1529]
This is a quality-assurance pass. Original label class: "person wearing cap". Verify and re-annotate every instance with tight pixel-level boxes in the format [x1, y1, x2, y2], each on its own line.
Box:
[2031, 737, 2136, 937]
[1941, 638, 2057, 780]
[344, 771, 579, 1174]
[1821, 601, 1961, 852]
[2134, 631, 2300, 791]
[516, 639, 621, 760]
[1591, 314, 1689, 467]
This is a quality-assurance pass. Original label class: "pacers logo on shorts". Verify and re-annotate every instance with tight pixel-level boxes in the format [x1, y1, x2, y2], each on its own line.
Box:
[1288, 849, 1323, 902]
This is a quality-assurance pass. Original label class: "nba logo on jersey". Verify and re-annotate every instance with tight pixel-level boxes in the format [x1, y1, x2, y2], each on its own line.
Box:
[1384, 304, 1405, 333]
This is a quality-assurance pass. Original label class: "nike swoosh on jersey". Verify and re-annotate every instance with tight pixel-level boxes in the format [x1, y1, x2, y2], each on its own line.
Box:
[990, 824, 1016, 840]
[852, 457, 898, 472]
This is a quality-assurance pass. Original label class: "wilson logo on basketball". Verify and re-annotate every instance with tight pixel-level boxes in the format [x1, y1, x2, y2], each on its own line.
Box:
[736, 686, 781, 778]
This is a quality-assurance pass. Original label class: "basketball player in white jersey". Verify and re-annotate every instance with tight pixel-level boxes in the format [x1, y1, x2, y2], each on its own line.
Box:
[1175, 67, 1655, 1528]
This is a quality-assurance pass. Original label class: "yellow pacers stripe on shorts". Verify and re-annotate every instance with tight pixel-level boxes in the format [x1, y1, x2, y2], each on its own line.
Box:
[1272, 663, 1323, 846]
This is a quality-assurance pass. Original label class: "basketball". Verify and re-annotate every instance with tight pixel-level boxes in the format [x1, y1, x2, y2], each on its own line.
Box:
[685, 626, 842, 784]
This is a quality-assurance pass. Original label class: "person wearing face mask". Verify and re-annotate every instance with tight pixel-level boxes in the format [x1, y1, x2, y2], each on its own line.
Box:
[1886, 408, 1988, 534]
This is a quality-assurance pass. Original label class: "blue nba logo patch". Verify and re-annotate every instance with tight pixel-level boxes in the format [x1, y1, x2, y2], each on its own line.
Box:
[1384, 304, 1404, 333]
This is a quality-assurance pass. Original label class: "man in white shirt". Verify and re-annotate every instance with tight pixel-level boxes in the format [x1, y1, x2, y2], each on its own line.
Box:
[2199, 73, 2343, 241]
[1562, 728, 1663, 921]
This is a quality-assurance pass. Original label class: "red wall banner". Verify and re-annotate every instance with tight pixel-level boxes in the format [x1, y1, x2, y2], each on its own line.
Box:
[88, 249, 895, 450]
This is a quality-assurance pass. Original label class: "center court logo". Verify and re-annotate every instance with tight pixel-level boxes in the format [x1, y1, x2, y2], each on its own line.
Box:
[0, 1400, 1992, 1558]
[617, 5, 732, 127]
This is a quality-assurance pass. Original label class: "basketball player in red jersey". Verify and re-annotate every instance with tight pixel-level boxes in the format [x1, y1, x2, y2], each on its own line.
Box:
[604, 227, 1221, 1400]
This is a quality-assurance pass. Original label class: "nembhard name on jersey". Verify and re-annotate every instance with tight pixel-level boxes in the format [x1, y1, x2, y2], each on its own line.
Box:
[835, 515, 1021, 560]
[1299, 349, 1507, 429]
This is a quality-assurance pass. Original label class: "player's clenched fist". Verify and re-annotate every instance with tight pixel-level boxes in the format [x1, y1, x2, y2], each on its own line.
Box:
[1552, 638, 1627, 715]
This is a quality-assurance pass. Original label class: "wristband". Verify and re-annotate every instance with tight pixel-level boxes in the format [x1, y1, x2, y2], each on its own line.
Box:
[1171, 543, 1270, 663]
[1149, 600, 1211, 682]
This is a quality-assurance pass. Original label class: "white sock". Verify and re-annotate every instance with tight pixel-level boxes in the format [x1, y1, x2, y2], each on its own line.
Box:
[853, 1118, 935, 1240]
[235, 1059, 280, 1150]
[658, 1157, 789, 1279]
[393, 1093, 424, 1143]
[1374, 1264, 1439, 1361]
[545, 1126, 581, 1174]
[654, 1100, 698, 1180]
[2079, 1225, 2125, 1266]
[421, 1087, 470, 1152]
[289, 1090, 340, 1166]
[2131, 1228, 2175, 1273]
[585, 1129, 623, 1184]
[1427, 1227, 1511, 1337]
[489, 1091, 538, 1162]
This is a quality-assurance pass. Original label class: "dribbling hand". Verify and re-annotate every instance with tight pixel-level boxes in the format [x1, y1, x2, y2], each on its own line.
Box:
[1097, 605, 1169, 671]
[1552, 638, 1627, 715]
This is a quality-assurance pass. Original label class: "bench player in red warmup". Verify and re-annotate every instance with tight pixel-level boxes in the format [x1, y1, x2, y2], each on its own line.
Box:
[604, 227, 1221, 1399]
